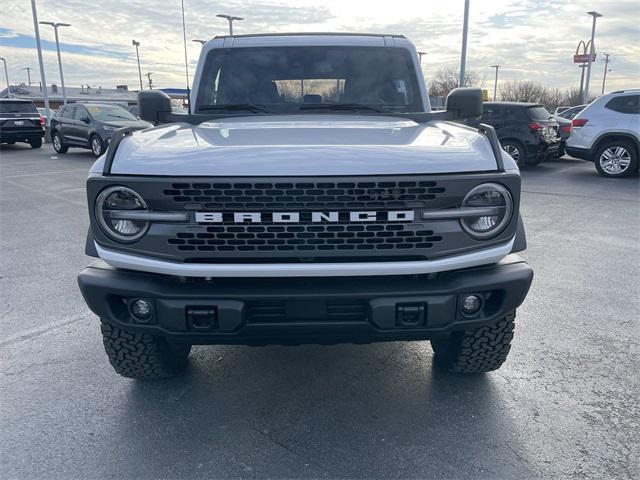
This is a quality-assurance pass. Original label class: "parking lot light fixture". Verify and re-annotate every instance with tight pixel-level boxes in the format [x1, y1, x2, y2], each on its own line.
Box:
[146, 72, 153, 90]
[0, 58, 10, 97]
[216, 14, 244, 36]
[39, 21, 71, 105]
[491, 65, 500, 101]
[583, 11, 603, 103]
[132, 39, 143, 91]
[192, 39, 207, 45]
[23, 67, 32, 86]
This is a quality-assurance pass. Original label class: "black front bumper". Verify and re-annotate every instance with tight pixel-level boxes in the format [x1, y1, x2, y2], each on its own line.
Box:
[78, 255, 533, 345]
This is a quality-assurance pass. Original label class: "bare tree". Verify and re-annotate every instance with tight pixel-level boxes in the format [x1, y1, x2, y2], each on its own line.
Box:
[428, 67, 479, 97]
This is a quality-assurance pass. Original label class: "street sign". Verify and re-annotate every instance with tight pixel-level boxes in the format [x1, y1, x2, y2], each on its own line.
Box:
[574, 53, 596, 63]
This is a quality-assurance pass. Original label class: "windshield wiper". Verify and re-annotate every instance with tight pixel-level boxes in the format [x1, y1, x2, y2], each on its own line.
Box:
[299, 103, 390, 113]
[198, 104, 271, 113]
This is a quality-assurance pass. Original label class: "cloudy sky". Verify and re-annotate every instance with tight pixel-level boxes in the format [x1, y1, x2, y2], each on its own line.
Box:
[1, 0, 638, 94]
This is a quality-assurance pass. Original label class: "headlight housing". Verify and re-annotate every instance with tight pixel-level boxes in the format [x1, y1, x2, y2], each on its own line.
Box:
[460, 183, 513, 239]
[96, 186, 148, 242]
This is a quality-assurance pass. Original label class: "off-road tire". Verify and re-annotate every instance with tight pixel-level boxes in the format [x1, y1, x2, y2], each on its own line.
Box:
[100, 320, 191, 379]
[29, 137, 42, 149]
[431, 311, 516, 373]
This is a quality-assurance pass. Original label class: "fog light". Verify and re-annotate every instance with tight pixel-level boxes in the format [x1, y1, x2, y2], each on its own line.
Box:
[461, 294, 482, 315]
[131, 298, 152, 320]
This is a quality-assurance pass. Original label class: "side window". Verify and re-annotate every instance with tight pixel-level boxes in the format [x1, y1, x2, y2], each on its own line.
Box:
[74, 107, 89, 122]
[503, 108, 519, 122]
[61, 106, 76, 119]
[482, 106, 501, 123]
[605, 95, 639, 114]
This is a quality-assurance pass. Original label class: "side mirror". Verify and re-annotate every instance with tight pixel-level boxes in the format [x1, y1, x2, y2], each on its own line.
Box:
[445, 88, 483, 119]
[138, 90, 172, 124]
[82, 117, 91, 124]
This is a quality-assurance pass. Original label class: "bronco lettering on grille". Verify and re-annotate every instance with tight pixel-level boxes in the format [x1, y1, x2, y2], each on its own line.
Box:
[195, 211, 415, 224]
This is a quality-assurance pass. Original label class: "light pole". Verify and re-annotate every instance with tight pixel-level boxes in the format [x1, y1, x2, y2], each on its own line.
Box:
[417, 51, 426, 62]
[132, 39, 143, 91]
[39, 21, 71, 105]
[192, 39, 207, 45]
[216, 14, 243, 35]
[146, 72, 153, 90]
[601, 53, 610, 94]
[459, 0, 470, 88]
[583, 11, 602, 103]
[23, 67, 32, 86]
[30, 0, 50, 123]
[0, 58, 10, 97]
[490, 65, 500, 101]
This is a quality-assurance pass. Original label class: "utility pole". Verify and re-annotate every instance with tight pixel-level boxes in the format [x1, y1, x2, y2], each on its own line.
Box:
[39, 21, 71, 105]
[490, 65, 500, 101]
[583, 11, 603, 103]
[459, 0, 470, 88]
[132, 40, 143, 91]
[146, 72, 153, 90]
[30, 0, 50, 124]
[216, 14, 244, 35]
[23, 67, 32, 86]
[601, 53, 610, 94]
[0, 58, 10, 97]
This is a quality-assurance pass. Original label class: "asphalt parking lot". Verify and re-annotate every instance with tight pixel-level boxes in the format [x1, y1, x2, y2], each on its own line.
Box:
[1, 143, 639, 480]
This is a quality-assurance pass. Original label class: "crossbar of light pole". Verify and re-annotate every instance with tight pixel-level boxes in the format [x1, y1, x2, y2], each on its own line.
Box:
[39, 21, 71, 105]
[216, 14, 244, 36]
[192, 39, 207, 45]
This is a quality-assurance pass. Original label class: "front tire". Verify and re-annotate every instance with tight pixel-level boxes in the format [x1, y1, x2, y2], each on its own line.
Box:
[29, 137, 42, 149]
[100, 320, 191, 379]
[431, 311, 516, 373]
[501, 141, 526, 167]
[90, 134, 105, 157]
[594, 140, 638, 178]
[52, 131, 69, 153]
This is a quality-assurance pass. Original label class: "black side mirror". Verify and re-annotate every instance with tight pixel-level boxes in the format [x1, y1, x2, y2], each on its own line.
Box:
[82, 117, 91, 124]
[445, 88, 483, 119]
[138, 90, 172, 124]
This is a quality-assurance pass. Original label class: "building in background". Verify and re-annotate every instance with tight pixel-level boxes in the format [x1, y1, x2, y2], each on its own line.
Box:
[0, 84, 137, 110]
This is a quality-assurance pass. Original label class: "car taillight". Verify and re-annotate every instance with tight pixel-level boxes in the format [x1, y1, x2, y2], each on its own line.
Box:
[39, 116, 45, 126]
[528, 122, 541, 132]
[572, 118, 588, 128]
[560, 125, 571, 134]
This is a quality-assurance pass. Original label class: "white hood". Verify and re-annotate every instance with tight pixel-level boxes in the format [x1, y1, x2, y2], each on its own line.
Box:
[105, 114, 500, 176]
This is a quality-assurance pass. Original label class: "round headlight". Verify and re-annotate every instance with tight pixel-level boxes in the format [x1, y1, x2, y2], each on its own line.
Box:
[96, 186, 148, 242]
[460, 183, 513, 239]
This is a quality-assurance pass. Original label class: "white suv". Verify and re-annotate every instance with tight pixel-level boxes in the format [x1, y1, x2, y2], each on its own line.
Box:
[566, 89, 639, 178]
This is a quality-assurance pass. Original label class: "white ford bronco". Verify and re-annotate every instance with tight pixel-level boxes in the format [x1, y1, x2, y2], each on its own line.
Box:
[78, 33, 533, 379]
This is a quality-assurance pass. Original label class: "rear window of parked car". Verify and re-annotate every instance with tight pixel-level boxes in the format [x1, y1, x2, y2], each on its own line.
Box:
[605, 95, 640, 114]
[525, 106, 552, 121]
[0, 101, 38, 114]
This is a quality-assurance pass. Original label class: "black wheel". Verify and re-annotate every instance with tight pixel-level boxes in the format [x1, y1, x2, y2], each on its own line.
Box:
[90, 134, 105, 157]
[52, 131, 68, 153]
[594, 140, 638, 178]
[501, 141, 526, 167]
[29, 137, 42, 149]
[431, 311, 516, 373]
[100, 320, 191, 379]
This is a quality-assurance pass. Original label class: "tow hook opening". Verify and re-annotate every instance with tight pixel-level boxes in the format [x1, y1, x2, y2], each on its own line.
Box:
[186, 306, 218, 331]
[396, 302, 426, 328]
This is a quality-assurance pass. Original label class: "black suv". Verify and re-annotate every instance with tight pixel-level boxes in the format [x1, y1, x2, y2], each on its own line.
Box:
[0, 99, 45, 148]
[467, 102, 561, 166]
[50, 103, 151, 157]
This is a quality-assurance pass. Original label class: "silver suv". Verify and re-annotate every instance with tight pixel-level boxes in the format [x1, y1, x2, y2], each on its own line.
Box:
[566, 90, 639, 178]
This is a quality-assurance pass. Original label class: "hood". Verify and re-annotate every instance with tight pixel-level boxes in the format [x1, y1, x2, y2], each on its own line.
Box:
[107, 114, 501, 176]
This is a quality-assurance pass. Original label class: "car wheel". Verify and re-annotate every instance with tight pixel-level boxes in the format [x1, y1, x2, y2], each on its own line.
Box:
[29, 137, 42, 149]
[594, 140, 638, 178]
[501, 141, 526, 167]
[90, 135, 105, 157]
[52, 131, 68, 154]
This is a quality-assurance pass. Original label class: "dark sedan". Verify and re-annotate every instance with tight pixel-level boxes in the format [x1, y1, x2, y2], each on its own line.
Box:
[50, 103, 151, 157]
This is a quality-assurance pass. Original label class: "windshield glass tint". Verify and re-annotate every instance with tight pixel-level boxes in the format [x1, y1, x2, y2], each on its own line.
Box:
[86, 105, 136, 121]
[196, 46, 422, 113]
[526, 106, 552, 121]
[0, 101, 38, 114]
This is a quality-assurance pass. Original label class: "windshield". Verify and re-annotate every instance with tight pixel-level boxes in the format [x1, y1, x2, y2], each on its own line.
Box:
[195, 46, 423, 114]
[0, 101, 38, 114]
[526, 106, 552, 121]
[86, 105, 136, 121]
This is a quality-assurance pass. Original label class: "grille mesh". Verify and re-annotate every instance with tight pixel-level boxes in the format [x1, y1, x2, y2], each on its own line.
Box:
[247, 300, 368, 323]
[163, 180, 446, 210]
[168, 224, 442, 253]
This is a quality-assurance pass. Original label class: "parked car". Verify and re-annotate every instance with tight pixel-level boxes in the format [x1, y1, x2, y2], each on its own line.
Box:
[552, 115, 572, 157]
[50, 103, 151, 157]
[467, 102, 561, 166]
[566, 90, 639, 177]
[126, 105, 139, 117]
[0, 99, 45, 148]
[554, 106, 571, 115]
[557, 104, 586, 121]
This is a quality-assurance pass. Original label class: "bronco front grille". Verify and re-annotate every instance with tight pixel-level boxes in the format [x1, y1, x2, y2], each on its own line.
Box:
[167, 224, 442, 254]
[162, 180, 446, 210]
